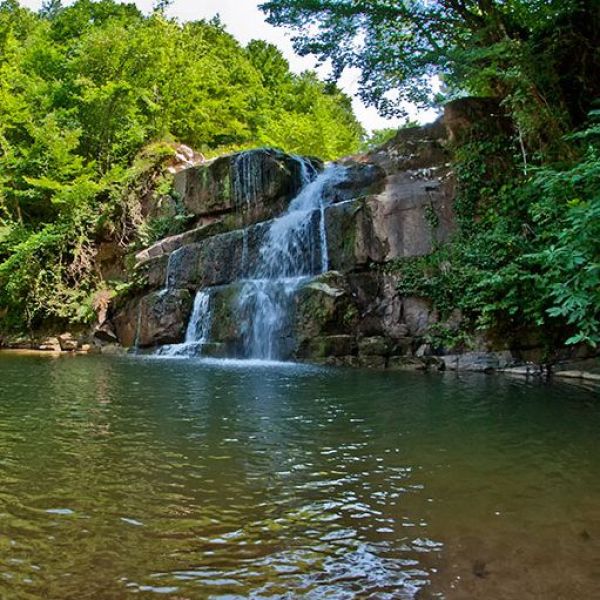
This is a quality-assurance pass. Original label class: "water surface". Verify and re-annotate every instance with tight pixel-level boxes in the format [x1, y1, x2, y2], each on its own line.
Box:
[0, 354, 598, 599]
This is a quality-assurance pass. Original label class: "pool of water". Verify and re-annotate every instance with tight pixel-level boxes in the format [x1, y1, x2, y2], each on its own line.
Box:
[0, 353, 598, 599]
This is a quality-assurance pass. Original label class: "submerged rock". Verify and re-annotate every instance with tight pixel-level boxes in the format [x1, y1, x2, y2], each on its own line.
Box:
[472, 559, 490, 578]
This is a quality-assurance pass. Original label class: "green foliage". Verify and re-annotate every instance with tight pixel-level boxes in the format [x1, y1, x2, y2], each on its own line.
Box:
[391, 114, 600, 348]
[0, 0, 363, 333]
[360, 127, 403, 152]
[261, 0, 599, 150]
[0, 215, 99, 329]
[424, 323, 475, 354]
[528, 139, 600, 347]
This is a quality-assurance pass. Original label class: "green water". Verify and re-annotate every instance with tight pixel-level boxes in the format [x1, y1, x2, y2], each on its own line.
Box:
[0, 354, 598, 599]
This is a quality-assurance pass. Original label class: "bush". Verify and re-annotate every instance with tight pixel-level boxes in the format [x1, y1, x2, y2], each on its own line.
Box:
[392, 115, 600, 348]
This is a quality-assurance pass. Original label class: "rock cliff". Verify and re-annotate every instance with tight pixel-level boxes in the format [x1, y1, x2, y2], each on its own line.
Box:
[105, 108, 464, 370]
[3, 101, 597, 380]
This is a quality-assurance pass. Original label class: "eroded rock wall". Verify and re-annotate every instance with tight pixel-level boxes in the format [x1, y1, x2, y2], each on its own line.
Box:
[111, 120, 456, 357]
[174, 148, 322, 226]
[110, 107, 489, 368]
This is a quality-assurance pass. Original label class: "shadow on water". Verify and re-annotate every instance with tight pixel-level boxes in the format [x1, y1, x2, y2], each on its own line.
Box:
[0, 354, 598, 599]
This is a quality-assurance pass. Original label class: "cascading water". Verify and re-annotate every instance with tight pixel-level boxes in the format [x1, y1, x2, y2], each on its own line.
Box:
[154, 154, 346, 362]
[232, 152, 260, 211]
[156, 290, 213, 357]
[241, 228, 249, 278]
[185, 290, 212, 345]
[237, 163, 346, 360]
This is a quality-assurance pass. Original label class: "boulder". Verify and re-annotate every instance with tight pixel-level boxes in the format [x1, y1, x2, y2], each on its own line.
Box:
[137, 289, 192, 348]
[388, 356, 428, 371]
[205, 283, 245, 350]
[0, 336, 32, 350]
[415, 343, 432, 358]
[390, 337, 414, 356]
[324, 200, 363, 272]
[93, 322, 118, 344]
[136, 254, 169, 289]
[38, 337, 61, 352]
[112, 299, 140, 348]
[294, 272, 359, 344]
[368, 119, 448, 173]
[326, 199, 389, 270]
[403, 297, 438, 336]
[163, 221, 270, 290]
[501, 364, 544, 377]
[357, 355, 387, 369]
[358, 336, 390, 357]
[552, 358, 600, 382]
[58, 333, 78, 352]
[174, 148, 322, 226]
[324, 161, 386, 203]
[113, 289, 192, 348]
[324, 171, 456, 270]
[441, 351, 516, 372]
[163, 236, 240, 290]
[364, 171, 456, 260]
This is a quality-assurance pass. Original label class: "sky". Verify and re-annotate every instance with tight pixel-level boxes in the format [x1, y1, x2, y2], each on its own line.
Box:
[20, 0, 437, 131]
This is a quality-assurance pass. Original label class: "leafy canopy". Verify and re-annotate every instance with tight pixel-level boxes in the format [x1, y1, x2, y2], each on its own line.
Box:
[0, 0, 363, 332]
[260, 1, 599, 142]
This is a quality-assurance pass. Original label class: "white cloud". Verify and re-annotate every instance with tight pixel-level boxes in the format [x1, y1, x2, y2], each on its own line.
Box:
[19, 0, 438, 130]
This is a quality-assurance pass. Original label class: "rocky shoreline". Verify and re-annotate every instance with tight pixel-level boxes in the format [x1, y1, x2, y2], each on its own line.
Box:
[2, 100, 597, 384]
[2, 335, 598, 388]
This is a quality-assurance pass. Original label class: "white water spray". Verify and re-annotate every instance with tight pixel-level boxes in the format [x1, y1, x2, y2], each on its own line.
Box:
[237, 163, 346, 360]
[155, 154, 346, 361]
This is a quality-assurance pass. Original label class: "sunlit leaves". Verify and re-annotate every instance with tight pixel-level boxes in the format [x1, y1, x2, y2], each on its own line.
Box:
[0, 0, 363, 331]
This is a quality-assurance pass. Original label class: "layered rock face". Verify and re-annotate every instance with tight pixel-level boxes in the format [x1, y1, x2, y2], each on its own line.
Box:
[110, 108, 465, 368]
[174, 148, 323, 226]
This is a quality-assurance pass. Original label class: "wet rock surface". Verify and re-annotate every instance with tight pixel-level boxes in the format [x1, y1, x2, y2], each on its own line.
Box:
[441, 351, 516, 372]
[113, 289, 192, 348]
[174, 148, 322, 226]
[102, 104, 599, 375]
[323, 161, 386, 204]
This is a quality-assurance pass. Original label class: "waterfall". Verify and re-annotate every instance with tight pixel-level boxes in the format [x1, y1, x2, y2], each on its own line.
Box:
[155, 290, 213, 357]
[133, 302, 143, 352]
[185, 290, 212, 344]
[238, 163, 346, 360]
[241, 228, 249, 278]
[164, 251, 176, 289]
[154, 153, 345, 362]
[232, 152, 258, 210]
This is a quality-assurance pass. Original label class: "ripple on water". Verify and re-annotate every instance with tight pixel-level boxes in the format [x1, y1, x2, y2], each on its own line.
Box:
[0, 355, 598, 598]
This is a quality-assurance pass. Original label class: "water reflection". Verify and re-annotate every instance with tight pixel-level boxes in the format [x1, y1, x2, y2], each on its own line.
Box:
[0, 354, 598, 599]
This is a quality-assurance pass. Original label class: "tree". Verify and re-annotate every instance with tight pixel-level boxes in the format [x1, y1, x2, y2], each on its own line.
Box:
[260, 1, 600, 145]
[39, 0, 63, 19]
[0, 0, 363, 332]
